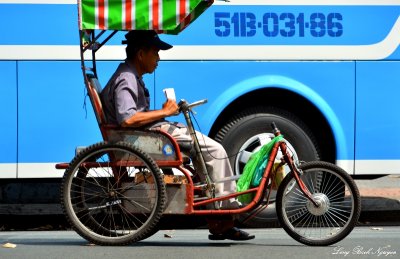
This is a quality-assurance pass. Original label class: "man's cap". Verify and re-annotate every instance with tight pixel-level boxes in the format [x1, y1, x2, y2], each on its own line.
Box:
[122, 30, 172, 50]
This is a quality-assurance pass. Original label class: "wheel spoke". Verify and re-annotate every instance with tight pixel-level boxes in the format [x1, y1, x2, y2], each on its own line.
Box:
[237, 150, 252, 164]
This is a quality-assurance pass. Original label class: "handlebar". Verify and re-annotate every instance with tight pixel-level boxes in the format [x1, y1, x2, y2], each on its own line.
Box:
[179, 99, 208, 112]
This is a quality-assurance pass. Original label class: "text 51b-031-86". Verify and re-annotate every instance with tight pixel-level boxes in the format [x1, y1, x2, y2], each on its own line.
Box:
[214, 12, 343, 38]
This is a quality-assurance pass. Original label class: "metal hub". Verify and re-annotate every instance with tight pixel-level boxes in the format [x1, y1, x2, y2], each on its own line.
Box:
[306, 193, 330, 216]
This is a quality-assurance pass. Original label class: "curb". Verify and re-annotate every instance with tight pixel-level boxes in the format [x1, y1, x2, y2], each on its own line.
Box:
[361, 196, 400, 211]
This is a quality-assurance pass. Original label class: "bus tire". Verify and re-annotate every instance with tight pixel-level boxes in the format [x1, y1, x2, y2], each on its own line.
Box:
[215, 106, 319, 174]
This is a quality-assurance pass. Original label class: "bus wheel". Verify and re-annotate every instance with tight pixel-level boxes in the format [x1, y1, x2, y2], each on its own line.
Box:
[214, 107, 320, 227]
[215, 107, 319, 173]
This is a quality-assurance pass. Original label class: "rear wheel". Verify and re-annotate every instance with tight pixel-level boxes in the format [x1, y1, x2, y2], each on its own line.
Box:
[276, 161, 361, 246]
[61, 142, 166, 246]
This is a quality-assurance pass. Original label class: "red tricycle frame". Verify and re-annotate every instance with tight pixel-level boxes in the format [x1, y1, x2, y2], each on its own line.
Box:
[56, 0, 361, 247]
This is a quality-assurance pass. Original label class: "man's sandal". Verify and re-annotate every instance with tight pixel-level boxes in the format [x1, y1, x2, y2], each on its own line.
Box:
[208, 227, 255, 241]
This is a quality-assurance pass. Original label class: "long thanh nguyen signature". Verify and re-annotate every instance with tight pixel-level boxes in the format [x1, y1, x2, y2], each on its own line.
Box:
[332, 246, 397, 257]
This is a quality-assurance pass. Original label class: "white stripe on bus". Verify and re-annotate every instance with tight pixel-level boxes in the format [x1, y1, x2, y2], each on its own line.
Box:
[0, 164, 17, 178]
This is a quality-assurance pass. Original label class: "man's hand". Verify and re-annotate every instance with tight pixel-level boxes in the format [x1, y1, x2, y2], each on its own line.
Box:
[122, 99, 179, 127]
[162, 99, 179, 116]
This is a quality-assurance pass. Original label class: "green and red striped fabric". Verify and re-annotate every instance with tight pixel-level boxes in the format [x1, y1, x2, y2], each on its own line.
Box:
[79, 0, 213, 34]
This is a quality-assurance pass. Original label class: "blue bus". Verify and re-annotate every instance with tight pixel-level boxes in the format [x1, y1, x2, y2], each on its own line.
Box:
[1, 0, 399, 213]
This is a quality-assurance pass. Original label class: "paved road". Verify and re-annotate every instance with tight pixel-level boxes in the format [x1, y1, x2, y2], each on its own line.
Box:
[1, 227, 399, 259]
[0, 175, 399, 232]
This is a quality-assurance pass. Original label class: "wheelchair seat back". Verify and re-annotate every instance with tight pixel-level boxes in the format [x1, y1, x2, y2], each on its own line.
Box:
[86, 74, 106, 126]
[84, 74, 184, 164]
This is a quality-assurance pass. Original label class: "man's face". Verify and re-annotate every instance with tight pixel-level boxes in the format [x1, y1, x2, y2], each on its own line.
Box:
[139, 46, 160, 74]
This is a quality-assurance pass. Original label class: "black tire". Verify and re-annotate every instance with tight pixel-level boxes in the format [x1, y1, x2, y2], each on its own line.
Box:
[276, 161, 361, 246]
[215, 107, 319, 227]
[215, 107, 319, 176]
[60, 142, 166, 246]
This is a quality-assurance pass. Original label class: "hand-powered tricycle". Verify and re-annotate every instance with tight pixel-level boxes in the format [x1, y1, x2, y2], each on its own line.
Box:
[56, 0, 361, 247]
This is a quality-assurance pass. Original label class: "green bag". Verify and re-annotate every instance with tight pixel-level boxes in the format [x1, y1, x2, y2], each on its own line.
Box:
[236, 135, 283, 203]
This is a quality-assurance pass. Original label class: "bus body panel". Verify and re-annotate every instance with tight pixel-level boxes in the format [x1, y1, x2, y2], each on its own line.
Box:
[355, 61, 400, 174]
[1, 3, 400, 60]
[155, 61, 355, 162]
[0, 1, 399, 179]
[0, 4, 78, 45]
[16, 61, 101, 177]
[0, 61, 17, 178]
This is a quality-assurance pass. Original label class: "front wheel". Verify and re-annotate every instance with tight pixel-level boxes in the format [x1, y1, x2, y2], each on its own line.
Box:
[276, 161, 361, 246]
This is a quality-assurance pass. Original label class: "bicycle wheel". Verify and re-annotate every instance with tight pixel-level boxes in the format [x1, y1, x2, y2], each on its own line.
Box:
[60, 142, 166, 246]
[276, 161, 361, 246]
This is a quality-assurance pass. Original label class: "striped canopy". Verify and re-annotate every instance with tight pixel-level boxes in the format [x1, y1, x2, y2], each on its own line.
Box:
[79, 0, 213, 34]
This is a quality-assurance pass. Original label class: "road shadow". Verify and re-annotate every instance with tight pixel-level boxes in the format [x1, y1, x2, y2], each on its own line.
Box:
[2, 238, 301, 248]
